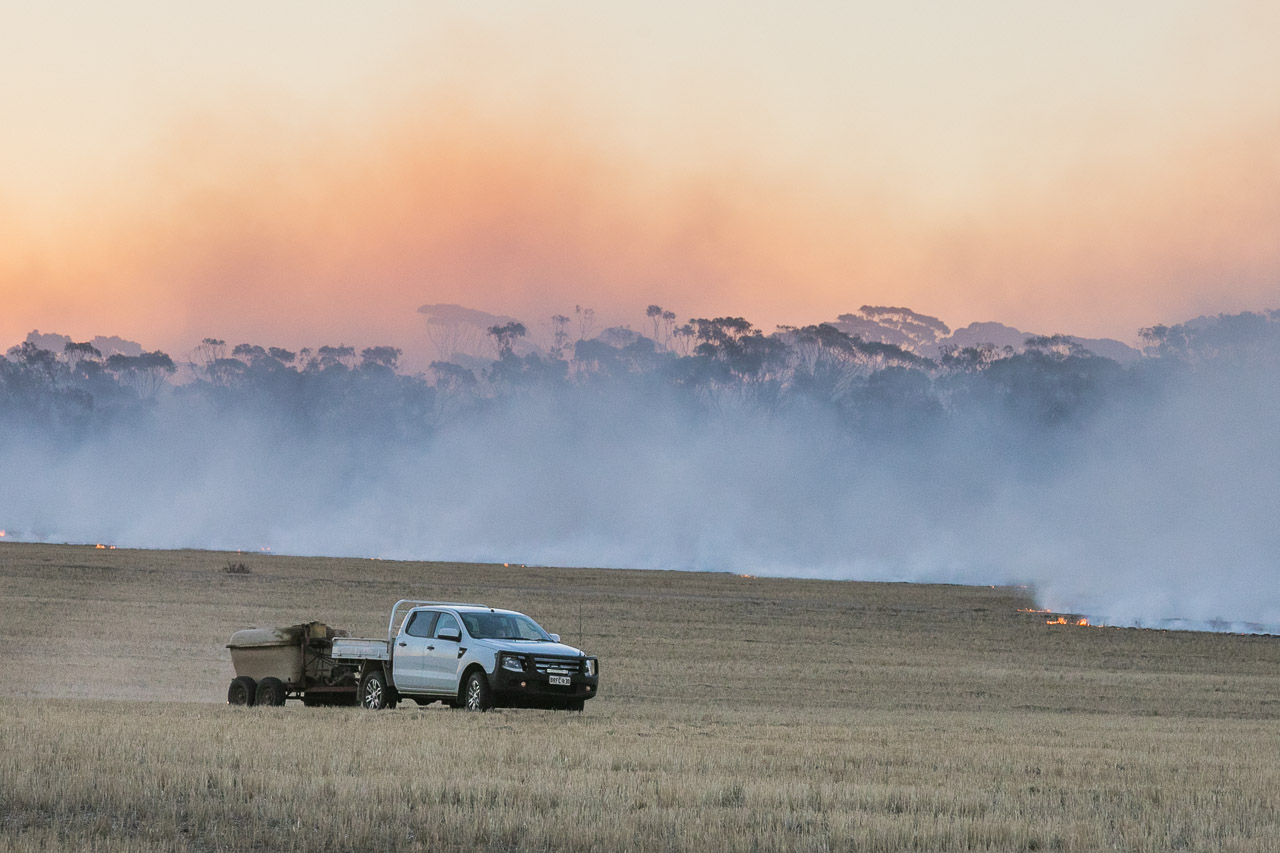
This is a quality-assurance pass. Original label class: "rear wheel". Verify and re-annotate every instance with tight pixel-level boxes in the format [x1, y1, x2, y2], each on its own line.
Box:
[255, 677, 287, 707]
[361, 670, 391, 710]
[227, 676, 257, 706]
[463, 671, 492, 712]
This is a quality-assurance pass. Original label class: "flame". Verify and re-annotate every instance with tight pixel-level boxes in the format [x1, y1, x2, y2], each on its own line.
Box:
[1045, 616, 1091, 626]
[1024, 607, 1095, 627]
[0, 530, 5, 537]
[95, 543, 106, 549]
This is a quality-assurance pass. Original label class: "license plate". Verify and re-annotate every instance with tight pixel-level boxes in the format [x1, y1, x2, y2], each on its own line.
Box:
[548, 675, 571, 686]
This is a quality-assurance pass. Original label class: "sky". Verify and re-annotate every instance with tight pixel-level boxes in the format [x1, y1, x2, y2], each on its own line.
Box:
[3, 1, 1280, 362]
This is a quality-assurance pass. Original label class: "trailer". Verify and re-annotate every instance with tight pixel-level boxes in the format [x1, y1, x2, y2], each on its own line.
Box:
[226, 621, 359, 706]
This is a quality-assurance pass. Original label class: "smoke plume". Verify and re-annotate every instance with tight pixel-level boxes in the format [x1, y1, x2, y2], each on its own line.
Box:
[2, 310, 1278, 632]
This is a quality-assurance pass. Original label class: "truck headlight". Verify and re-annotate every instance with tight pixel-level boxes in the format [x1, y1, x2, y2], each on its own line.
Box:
[500, 655, 525, 673]
[583, 658, 595, 677]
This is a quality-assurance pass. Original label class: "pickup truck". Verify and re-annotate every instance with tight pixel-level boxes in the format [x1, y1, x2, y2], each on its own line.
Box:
[227, 600, 599, 712]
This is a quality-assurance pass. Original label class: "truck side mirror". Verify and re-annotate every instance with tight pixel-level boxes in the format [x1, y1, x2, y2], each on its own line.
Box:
[549, 634, 560, 643]
[439, 630, 461, 643]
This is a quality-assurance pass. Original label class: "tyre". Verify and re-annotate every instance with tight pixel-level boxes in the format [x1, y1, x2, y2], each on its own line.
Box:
[255, 677, 287, 707]
[227, 676, 257, 706]
[361, 670, 391, 710]
[463, 671, 492, 712]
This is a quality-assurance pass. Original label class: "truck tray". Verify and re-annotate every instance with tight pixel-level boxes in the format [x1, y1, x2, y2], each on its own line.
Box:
[331, 637, 390, 661]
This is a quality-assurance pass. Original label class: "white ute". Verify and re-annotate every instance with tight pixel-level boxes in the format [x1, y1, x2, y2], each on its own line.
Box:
[338, 600, 599, 711]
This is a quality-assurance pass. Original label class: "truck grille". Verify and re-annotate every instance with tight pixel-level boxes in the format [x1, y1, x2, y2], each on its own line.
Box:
[532, 656, 583, 675]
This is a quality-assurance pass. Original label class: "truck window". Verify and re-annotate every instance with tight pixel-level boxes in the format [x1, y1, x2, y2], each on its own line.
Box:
[405, 611, 438, 638]
[461, 612, 551, 641]
[434, 612, 460, 639]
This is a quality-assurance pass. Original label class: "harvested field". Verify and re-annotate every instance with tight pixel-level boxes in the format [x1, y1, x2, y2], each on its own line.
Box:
[2, 541, 1279, 851]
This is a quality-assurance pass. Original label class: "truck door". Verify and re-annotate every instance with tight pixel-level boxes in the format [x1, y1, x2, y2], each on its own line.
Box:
[391, 610, 438, 692]
[421, 611, 464, 693]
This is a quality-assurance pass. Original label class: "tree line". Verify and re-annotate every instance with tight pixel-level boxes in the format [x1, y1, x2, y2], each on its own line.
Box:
[3, 308, 1277, 442]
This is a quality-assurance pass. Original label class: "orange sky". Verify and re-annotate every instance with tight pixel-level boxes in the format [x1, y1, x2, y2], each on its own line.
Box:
[3, 3, 1280, 363]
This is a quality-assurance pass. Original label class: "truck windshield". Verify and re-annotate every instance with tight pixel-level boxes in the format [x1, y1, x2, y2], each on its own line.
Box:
[461, 613, 552, 641]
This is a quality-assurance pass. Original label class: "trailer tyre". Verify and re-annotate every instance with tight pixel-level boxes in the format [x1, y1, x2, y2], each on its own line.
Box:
[361, 670, 391, 710]
[228, 676, 257, 706]
[255, 677, 287, 707]
[463, 671, 492, 712]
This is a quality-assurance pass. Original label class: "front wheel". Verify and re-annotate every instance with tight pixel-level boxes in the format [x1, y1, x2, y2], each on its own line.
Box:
[361, 670, 391, 710]
[463, 671, 492, 712]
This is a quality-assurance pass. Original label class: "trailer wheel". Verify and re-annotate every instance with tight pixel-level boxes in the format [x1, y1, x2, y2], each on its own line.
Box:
[255, 677, 287, 707]
[361, 670, 391, 710]
[227, 676, 257, 706]
[463, 671, 492, 712]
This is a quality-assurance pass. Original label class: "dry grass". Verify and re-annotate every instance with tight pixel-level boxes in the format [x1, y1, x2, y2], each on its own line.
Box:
[2, 542, 1280, 851]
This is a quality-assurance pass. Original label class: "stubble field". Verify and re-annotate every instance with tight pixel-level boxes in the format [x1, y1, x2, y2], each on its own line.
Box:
[2, 542, 1279, 851]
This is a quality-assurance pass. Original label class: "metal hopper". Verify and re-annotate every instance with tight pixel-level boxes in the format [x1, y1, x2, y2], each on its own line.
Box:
[227, 622, 344, 688]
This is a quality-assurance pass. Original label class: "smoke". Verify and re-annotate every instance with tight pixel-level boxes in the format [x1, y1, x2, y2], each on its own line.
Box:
[1020, 363, 1280, 630]
[2, 314, 1278, 633]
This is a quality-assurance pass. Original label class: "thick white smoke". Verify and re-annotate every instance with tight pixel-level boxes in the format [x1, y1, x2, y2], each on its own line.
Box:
[2, 352, 1277, 632]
